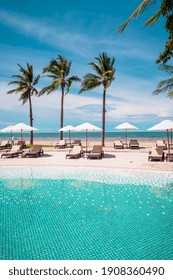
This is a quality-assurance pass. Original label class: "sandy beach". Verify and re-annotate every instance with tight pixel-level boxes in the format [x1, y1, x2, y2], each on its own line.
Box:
[0, 138, 173, 172]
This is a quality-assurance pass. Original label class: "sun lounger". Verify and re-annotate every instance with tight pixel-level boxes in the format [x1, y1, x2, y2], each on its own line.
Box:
[166, 153, 173, 162]
[16, 140, 26, 149]
[129, 139, 140, 149]
[114, 140, 124, 149]
[24, 145, 44, 157]
[55, 140, 67, 149]
[156, 140, 167, 150]
[1, 145, 23, 158]
[87, 145, 103, 159]
[66, 146, 82, 159]
[148, 147, 164, 161]
[71, 139, 82, 146]
[0, 140, 11, 150]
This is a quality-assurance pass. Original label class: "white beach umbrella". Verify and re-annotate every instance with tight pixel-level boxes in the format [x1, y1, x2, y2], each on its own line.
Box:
[11, 123, 38, 141]
[59, 125, 74, 144]
[114, 122, 138, 144]
[0, 125, 14, 133]
[147, 120, 173, 153]
[147, 120, 173, 131]
[74, 122, 102, 150]
[0, 125, 14, 143]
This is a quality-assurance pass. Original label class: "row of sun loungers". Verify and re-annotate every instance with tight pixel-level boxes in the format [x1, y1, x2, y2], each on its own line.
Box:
[148, 147, 173, 162]
[1, 145, 44, 158]
[114, 139, 140, 149]
[66, 145, 104, 159]
[114, 139, 168, 150]
[1, 145, 23, 158]
[0, 140, 11, 150]
[0, 139, 173, 162]
[55, 139, 81, 149]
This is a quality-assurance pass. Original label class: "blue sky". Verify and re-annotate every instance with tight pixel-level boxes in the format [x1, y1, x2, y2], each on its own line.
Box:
[0, 0, 171, 132]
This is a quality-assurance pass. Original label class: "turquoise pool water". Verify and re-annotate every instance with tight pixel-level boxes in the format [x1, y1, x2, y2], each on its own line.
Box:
[0, 167, 173, 260]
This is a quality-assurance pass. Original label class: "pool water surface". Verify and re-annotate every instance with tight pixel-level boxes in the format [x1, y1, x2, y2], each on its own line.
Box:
[0, 166, 173, 260]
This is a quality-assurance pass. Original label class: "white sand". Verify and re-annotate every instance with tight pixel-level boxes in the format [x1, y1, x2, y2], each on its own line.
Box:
[0, 139, 173, 172]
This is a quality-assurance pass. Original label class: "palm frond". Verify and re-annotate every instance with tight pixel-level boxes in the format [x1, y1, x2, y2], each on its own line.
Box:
[18, 90, 30, 105]
[152, 63, 173, 98]
[7, 88, 20, 94]
[41, 54, 80, 97]
[33, 75, 40, 86]
[89, 62, 102, 76]
[64, 80, 72, 95]
[8, 80, 22, 86]
[168, 91, 173, 97]
[64, 76, 81, 94]
[79, 73, 102, 93]
[159, 64, 173, 75]
[39, 81, 61, 96]
[11, 74, 26, 82]
[144, 8, 162, 26]
[68, 76, 81, 82]
[119, 0, 156, 32]
[79, 52, 115, 93]
[79, 81, 102, 93]
[153, 78, 173, 94]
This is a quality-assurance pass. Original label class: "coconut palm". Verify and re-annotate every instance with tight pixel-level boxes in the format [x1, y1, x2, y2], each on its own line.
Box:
[119, 0, 162, 32]
[153, 64, 173, 97]
[40, 55, 81, 140]
[119, 0, 173, 63]
[79, 52, 115, 147]
[7, 63, 40, 145]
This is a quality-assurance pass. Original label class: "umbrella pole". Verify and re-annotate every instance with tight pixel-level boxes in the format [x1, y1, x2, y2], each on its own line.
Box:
[69, 130, 71, 145]
[86, 129, 88, 151]
[10, 131, 12, 145]
[125, 129, 127, 145]
[167, 129, 170, 153]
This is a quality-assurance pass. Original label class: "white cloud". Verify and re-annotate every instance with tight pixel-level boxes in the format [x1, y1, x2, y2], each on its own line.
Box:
[0, 9, 157, 62]
[0, 9, 171, 131]
[1, 68, 172, 131]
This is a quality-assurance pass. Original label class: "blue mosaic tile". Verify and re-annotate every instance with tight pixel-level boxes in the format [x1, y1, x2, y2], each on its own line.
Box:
[0, 167, 173, 260]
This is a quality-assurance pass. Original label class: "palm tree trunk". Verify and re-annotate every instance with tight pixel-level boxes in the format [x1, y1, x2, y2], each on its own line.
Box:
[60, 85, 64, 140]
[28, 93, 33, 145]
[102, 88, 106, 147]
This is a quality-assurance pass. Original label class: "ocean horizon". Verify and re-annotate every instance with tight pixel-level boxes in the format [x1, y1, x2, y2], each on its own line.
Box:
[0, 131, 171, 141]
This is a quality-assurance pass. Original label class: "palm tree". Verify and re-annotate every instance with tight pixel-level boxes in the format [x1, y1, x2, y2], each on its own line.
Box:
[79, 52, 115, 147]
[40, 55, 81, 140]
[153, 64, 173, 97]
[118, 0, 173, 64]
[7, 63, 40, 145]
[119, 0, 162, 32]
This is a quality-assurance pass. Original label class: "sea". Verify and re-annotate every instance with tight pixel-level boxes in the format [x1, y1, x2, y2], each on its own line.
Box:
[0, 131, 170, 142]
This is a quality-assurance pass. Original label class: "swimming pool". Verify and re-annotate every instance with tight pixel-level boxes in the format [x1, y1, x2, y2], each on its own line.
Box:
[0, 166, 173, 260]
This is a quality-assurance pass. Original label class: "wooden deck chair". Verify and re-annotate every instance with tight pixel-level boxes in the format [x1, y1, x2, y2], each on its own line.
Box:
[156, 140, 167, 150]
[66, 146, 82, 159]
[55, 140, 67, 149]
[0, 140, 11, 150]
[129, 139, 140, 149]
[148, 147, 164, 161]
[25, 145, 44, 157]
[87, 145, 103, 159]
[114, 140, 124, 149]
[1, 145, 23, 158]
